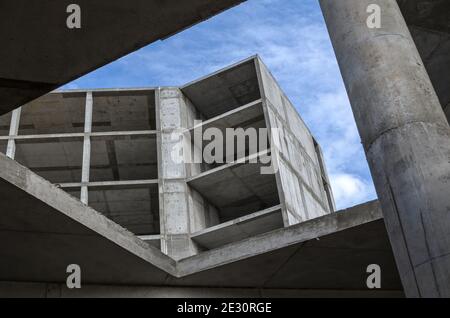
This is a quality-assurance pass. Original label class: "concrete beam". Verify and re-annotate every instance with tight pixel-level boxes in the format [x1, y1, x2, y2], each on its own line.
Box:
[0, 160, 401, 292]
[80, 92, 93, 204]
[191, 205, 283, 249]
[59, 179, 158, 189]
[320, 0, 450, 297]
[0, 152, 178, 284]
[5, 108, 21, 159]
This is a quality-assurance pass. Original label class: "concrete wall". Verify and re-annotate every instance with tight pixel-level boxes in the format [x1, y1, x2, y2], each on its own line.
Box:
[256, 58, 334, 226]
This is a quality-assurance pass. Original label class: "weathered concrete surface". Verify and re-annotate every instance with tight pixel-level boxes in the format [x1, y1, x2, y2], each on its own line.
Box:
[0, 157, 402, 295]
[157, 87, 202, 260]
[191, 205, 284, 250]
[0, 281, 403, 298]
[397, 0, 450, 34]
[320, 0, 450, 297]
[174, 200, 401, 292]
[255, 57, 333, 225]
[187, 161, 280, 222]
[0, 152, 177, 284]
[408, 26, 450, 121]
[0, 0, 245, 114]
[0, 56, 334, 259]
[398, 0, 450, 122]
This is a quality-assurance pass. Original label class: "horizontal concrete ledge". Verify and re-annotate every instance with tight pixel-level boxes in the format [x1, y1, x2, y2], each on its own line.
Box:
[0, 281, 404, 298]
[54, 88, 158, 94]
[192, 205, 283, 250]
[0, 130, 158, 141]
[1, 156, 398, 290]
[177, 200, 384, 276]
[187, 149, 271, 183]
[186, 150, 278, 221]
[138, 234, 161, 241]
[187, 99, 263, 132]
[59, 179, 159, 189]
[181, 55, 259, 90]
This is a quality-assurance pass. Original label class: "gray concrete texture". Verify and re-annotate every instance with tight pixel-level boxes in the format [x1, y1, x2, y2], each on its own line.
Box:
[0, 154, 402, 295]
[0, 0, 245, 114]
[397, 0, 450, 120]
[0, 56, 335, 261]
[320, 0, 450, 297]
[0, 282, 403, 298]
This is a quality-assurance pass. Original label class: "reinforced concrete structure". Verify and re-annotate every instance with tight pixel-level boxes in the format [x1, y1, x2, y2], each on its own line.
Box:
[0, 57, 404, 297]
[0, 57, 335, 260]
[1, 0, 449, 298]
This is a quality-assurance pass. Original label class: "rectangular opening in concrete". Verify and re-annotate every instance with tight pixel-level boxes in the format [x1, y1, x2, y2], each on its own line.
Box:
[19, 92, 86, 135]
[88, 184, 160, 236]
[191, 205, 283, 250]
[138, 235, 162, 249]
[187, 160, 280, 223]
[92, 90, 156, 132]
[64, 188, 82, 202]
[14, 137, 83, 184]
[185, 100, 269, 177]
[90, 134, 158, 182]
[182, 58, 261, 120]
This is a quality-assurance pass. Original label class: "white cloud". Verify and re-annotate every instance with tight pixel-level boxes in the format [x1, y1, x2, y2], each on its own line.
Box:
[330, 173, 376, 210]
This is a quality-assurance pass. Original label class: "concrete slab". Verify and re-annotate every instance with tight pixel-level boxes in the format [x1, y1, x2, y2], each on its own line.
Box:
[187, 100, 266, 170]
[176, 200, 402, 291]
[182, 57, 260, 119]
[0, 0, 245, 114]
[192, 205, 284, 250]
[187, 160, 280, 221]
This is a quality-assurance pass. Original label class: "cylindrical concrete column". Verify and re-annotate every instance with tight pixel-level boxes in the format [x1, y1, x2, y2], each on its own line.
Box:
[320, 0, 450, 297]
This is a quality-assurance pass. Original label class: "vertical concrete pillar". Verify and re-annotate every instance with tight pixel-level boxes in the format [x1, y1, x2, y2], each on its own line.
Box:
[156, 87, 200, 260]
[6, 107, 21, 159]
[81, 92, 93, 205]
[320, 0, 450, 297]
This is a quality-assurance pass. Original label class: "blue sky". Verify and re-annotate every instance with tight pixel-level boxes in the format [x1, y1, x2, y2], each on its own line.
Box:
[63, 0, 377, 210]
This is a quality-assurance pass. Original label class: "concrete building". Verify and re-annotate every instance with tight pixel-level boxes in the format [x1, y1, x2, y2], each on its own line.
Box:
[0, 56, 335, 260]
[1, 0, 448, 298]
[0, 57, 404, 297]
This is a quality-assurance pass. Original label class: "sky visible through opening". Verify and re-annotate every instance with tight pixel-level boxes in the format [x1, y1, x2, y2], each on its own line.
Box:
[62, 0, 377, 210]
